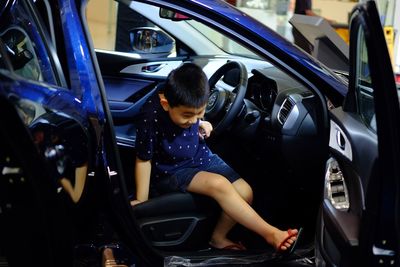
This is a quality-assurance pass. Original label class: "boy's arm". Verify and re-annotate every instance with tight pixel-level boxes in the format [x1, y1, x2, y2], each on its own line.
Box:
[199, 120, 213, 138]
[131, 157, 152, 206]
[60, 163, 88, 203]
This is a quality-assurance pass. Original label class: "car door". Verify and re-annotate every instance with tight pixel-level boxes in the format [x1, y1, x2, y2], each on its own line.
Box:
[0, 0, 110, 266]
[316, 1, 400, 266]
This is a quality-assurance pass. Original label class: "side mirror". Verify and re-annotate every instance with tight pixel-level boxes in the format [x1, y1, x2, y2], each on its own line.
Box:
[159, 8, 190, 21]
[129, 27, 175, 54]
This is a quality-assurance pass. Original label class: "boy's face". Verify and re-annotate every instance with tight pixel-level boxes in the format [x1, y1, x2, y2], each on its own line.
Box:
[160, 96, 206, 128]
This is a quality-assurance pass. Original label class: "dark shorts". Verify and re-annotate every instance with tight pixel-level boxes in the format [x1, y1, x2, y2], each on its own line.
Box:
[151, 154, 241, 196]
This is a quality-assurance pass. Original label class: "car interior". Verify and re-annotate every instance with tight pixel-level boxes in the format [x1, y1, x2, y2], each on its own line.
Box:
[87, 1, 332, 263]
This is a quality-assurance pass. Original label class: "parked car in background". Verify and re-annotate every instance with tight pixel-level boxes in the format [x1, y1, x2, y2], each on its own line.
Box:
[0, 0, 398, 266]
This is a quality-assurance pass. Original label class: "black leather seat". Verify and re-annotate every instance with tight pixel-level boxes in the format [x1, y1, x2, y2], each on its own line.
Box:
[132, 192, 219, 250]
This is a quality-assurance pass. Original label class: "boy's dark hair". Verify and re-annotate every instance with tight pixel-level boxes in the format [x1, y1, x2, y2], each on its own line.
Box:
[164, 63, 210, 108]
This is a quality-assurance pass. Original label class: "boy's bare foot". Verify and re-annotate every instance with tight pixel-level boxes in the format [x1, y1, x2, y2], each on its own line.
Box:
[270, 228, 298, 251]
[130, 199, 142, 206]
[209, 237, 246, 250]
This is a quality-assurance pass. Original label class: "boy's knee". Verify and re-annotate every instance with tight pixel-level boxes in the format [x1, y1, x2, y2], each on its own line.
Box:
[234, 178, 253, 204]
[246, 186, 254, 204]
[207, 175, 232, 196]
[240, 183, 253, 204]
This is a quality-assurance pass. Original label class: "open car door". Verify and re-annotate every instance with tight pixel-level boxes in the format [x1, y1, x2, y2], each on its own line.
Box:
[316, 1, 400, 266]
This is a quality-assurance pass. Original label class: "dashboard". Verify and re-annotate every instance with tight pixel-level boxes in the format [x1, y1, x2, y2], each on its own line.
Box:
[239, 66, 324, 166]
[246, 67, 318, 136]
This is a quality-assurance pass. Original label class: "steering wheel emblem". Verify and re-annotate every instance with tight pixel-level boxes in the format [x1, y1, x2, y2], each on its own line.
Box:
[207, 92, 218, 109]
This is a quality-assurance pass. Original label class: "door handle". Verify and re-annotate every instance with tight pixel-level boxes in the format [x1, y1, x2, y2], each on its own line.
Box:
[336, 130, 346, 150]
[141, 64, 164, 73]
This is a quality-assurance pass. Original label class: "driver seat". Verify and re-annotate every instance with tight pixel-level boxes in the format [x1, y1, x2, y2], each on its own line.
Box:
[131, 192, 219, 251]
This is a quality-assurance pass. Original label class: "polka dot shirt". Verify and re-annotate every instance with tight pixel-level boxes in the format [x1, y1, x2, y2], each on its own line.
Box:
[135, 92, 212, 181]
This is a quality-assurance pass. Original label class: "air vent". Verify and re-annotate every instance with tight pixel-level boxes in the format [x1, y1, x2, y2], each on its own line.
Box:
[277, 97, 294, 125]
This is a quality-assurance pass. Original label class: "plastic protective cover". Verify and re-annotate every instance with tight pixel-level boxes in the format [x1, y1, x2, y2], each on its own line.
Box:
[164, 252, 277, 266]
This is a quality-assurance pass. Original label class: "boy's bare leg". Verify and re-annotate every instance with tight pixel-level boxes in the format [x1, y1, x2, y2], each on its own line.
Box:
[209, 178, 253, 249]
[187, 172, 297, 251]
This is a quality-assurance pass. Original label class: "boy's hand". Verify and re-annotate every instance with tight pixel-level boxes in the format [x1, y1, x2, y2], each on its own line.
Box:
[199, 120, 213, 139]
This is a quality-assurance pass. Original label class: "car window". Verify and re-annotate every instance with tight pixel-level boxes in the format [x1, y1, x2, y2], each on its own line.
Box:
[1, 28, 44, 81]
[87, 1, 152, 52]
[86, 1, 258, 59]
[0, 1, 58, 85]
[355, 27, 376, 132]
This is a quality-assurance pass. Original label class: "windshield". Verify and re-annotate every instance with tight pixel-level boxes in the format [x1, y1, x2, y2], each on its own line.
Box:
[185, 20, 261, 59]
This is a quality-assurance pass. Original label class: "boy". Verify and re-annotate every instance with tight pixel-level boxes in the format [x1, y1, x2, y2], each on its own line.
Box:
[131, 62, 299, 252]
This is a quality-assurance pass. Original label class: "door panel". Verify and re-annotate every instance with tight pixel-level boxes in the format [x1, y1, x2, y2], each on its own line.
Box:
[317, 107, 375, 266]
[119, 60, 184, 77]
[95, 50, 186, 77]
[104, 75, 157, 118]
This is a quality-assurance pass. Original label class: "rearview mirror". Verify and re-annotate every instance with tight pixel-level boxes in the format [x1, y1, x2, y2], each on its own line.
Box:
[159, 8, 191, 21]
[129, 27, 175, 54]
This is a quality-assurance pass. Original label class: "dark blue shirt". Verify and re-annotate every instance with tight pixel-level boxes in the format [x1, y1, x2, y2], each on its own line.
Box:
[135, 92, 212, 181]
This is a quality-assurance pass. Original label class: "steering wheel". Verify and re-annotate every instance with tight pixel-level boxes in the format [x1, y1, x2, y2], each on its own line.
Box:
[205, 61, 248, 135]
